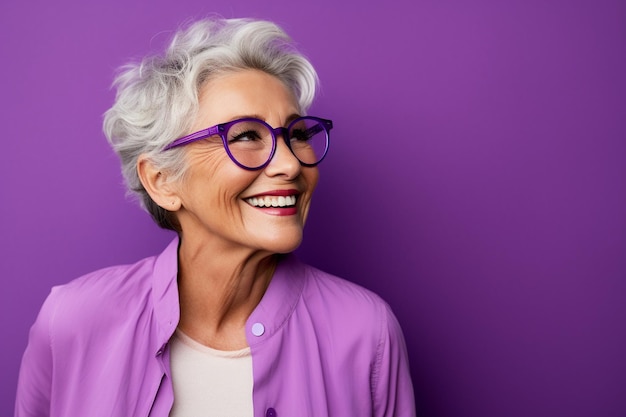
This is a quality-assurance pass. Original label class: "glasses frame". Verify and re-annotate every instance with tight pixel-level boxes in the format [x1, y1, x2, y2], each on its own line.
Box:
[163, 116, 333, 171]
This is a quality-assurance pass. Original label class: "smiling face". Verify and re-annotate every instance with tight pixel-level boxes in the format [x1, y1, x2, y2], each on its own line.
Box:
[171, 69, 319, 255]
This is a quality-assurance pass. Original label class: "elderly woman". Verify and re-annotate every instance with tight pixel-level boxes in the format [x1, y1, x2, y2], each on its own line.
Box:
[15, 18, 415, 417]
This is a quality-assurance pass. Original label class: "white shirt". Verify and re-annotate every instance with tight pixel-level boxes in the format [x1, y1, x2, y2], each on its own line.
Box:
[169, 329, 253, 417]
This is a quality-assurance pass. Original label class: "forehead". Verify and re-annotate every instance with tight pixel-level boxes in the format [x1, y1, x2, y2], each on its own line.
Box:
[196, 70, 299, 125]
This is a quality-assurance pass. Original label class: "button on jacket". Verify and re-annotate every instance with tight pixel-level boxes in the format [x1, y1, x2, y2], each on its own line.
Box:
[16, 238, 416, 416]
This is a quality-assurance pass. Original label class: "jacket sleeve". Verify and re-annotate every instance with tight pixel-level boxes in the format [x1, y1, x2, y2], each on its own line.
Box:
[371, 302, 417, 417]
[15, 289, 57, 417]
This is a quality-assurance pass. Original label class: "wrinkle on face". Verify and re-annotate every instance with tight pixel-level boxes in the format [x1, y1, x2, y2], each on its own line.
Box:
[171, 69, 319, 257]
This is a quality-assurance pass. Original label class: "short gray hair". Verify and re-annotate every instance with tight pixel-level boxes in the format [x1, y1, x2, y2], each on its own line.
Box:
[103, 18, 319, 231]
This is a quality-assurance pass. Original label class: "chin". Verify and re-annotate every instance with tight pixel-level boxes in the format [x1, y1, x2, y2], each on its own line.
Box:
[260, 231, 303, 254]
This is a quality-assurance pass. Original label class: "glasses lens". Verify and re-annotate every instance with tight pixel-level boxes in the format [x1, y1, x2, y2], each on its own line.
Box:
[289, 118, 329, 165]
[225, 120, 274, 169]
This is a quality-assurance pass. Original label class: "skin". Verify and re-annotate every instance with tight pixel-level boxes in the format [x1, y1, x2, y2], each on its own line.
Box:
[137, 70, 319, 350]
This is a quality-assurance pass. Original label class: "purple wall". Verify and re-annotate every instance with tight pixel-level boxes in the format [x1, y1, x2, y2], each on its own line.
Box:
[2, 1, 624, 415]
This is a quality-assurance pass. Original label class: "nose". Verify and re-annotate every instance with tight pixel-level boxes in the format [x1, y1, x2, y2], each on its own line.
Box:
[264, 129, 301, 179]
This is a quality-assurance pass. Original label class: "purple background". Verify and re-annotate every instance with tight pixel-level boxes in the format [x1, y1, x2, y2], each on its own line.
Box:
[1, 0, 625, 416]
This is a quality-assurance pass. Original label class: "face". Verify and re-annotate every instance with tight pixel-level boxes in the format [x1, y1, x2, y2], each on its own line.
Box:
[171, 69, 319, 255]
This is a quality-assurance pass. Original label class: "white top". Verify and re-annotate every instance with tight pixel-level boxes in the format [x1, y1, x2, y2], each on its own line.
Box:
[169, 329, 254, 417]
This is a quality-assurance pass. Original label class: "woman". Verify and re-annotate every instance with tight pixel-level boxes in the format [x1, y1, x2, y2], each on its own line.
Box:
[15, 18, 416, 417]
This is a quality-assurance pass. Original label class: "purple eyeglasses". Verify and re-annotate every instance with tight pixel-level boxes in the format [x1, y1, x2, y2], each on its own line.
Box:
[163, 116, 333, 170]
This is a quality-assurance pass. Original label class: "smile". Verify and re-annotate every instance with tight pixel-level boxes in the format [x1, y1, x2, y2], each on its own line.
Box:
[246, 195, 297, 208]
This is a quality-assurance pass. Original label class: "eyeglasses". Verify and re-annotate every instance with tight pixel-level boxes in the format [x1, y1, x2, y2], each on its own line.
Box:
[163, 116, 333, 170]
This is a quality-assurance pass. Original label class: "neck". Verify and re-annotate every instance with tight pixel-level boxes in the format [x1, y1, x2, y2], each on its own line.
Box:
[176, 234, 277, 350]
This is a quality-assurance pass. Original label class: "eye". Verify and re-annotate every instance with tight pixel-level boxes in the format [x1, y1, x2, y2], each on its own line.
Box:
[229, 129, 263, 143]
[291, 123, 324, 142]
[290, 128, 311, 141]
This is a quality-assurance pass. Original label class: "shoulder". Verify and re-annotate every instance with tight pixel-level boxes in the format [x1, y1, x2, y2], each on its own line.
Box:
[53, 255, 156, 306]
[41, 255, 158, 338]
[301, 262, 390, 314]
[298, 261, 401, 344]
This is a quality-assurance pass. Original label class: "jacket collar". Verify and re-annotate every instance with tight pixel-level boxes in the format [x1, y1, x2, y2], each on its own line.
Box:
[152, 238, 180, 355]
[245, 253, 306, 347]
[151, 238, 306, 352]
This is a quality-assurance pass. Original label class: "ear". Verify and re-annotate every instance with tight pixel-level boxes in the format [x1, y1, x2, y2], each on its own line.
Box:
[137, 155, 182, 211]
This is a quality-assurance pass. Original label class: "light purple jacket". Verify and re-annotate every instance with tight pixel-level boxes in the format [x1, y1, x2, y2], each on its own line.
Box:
[16, 238, 416, 416]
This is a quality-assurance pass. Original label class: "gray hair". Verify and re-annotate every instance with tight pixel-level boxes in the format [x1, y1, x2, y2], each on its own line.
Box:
[103, 18, 319, 231]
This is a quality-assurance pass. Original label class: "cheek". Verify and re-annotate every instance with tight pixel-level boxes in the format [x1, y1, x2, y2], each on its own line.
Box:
[304, 167, 320, 195]
[180, 151, 232, 204]
[186, 156, 258, 207]
[300, 168, 319, 223]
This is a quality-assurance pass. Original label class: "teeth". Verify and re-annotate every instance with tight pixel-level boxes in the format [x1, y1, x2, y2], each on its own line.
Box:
[247, 195, 297, 208]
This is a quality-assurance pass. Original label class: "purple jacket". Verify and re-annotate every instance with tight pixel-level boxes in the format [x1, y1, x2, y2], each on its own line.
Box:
[16, 239, 416, 416]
